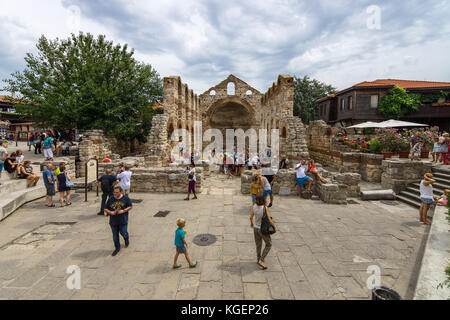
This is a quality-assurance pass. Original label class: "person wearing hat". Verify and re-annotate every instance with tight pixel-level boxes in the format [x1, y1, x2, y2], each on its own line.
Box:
[419, 173, 438, 225]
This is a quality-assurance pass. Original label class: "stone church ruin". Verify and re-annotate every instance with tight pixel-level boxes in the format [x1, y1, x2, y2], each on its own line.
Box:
[146, 74, 309, 166]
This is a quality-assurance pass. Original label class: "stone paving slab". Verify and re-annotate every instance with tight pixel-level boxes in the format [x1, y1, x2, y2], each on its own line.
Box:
[0, 173, 429, 300]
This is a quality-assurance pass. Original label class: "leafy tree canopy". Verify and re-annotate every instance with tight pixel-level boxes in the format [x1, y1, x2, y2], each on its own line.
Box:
[2, 32, 163, 144]
[293, 76, 336, 124]
[377, 85, 421, 119]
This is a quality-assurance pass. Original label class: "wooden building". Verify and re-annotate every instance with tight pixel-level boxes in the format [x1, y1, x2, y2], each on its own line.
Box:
[317, 79, 450, 131]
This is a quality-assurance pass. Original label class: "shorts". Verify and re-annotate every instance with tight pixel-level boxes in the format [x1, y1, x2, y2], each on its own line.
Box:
[264, 175, 274, 184]
[421, 197, 433, 205]
[263, 189, 272, 198]
[44, 148, 53, 159]
[252, 194, 257, 203]
[297, 176, 311, 187]
[123, 189, 130, 195]
[188, 180, 196, 193]
[0, 163, 3, 173]
[176, 246, 187, 254]
[46, 184, 56, 196]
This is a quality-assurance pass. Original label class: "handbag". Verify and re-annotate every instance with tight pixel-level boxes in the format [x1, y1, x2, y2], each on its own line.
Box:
[65, 173, 74, 188]
[260, 207, 276, 235]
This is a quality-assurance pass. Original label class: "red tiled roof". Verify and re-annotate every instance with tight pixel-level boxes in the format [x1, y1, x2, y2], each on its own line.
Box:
[353, 79, 450, 89]
[317, 79, 450, 102]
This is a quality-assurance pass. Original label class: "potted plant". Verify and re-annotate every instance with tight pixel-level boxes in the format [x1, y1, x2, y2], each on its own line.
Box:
[369, 139, 382, 154]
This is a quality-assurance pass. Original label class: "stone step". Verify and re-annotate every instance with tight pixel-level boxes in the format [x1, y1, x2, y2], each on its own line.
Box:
[411, 182, 449, 194]
[398, 190, 421, 202]
[0, 185, 46, 221]
[395, 194, 421, 208]
[405, 186, 443, 197]
[432, 167, 450, 176]
[432, 171, 450, 182]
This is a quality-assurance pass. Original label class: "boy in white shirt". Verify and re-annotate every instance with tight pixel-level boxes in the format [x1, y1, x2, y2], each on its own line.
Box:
[117, 166, 132, 195]
[295, 160, 313, 198]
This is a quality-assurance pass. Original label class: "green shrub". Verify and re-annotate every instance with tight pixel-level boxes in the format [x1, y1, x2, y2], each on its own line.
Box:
[369, 139, 382, 154]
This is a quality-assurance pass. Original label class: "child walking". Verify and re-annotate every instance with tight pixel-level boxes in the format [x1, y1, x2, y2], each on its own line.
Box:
[412, 140, 424, 161]
[432, 137, 441, 163]
[250, 174, 262, 204]
[173, 218, 197, 269]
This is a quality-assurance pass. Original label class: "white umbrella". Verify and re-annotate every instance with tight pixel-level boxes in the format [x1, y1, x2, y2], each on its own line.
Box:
[377, 119, 429, 128]
[346, 121, 381, 129]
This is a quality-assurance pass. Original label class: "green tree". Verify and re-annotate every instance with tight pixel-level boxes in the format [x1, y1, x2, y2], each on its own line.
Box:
[293, 76, 336, 124]
[377, 85, 421, 119]
[2, 32, 163, 149]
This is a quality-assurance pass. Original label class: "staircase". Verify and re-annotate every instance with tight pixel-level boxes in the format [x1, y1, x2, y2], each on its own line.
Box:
[396, 167, 450, 208]
[0, 174, 46, 221]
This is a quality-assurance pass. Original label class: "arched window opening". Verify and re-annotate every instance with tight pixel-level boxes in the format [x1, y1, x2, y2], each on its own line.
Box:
[227, 82, 235, 96]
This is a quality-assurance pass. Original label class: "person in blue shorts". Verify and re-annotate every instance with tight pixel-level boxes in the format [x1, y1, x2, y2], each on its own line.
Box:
[295, 160, 313, 198]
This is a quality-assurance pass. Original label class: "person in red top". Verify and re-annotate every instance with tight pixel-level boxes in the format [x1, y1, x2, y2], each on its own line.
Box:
[307, 159, 325, 185]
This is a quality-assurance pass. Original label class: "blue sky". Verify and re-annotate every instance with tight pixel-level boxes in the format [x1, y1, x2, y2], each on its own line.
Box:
[1, 0, 449, 95]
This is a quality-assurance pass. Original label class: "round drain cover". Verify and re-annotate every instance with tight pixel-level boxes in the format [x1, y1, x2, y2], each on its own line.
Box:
[193, 234, 217, 246]
[380, 200, 399, 206]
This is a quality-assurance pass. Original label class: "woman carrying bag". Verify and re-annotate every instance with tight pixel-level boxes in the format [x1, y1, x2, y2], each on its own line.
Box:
[250, 194, 277, 270]
[56, 166, 73, 207]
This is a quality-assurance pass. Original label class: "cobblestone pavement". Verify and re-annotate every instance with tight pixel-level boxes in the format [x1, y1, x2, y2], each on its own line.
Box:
[0, 172, 429, 300]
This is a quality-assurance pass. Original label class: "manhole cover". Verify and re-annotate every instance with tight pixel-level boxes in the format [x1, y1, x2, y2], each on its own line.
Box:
[130, 199, 143, 203]
[347, 200, 359, 204]
[380, 200, 399, 206]
[154, 210, 170, 217]
[193, 234, 217, 246]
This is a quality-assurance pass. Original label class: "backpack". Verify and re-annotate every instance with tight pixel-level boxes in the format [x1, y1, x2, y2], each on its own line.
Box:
[101, 176, 112, 194]
[260, 207, 276, 235]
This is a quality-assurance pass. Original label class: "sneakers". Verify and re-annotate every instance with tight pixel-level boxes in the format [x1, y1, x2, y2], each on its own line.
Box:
[125, 239, 130, 248]
[112, 249, 120, 256]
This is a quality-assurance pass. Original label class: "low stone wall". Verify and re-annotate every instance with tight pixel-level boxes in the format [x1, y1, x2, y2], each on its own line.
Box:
[97, 157, 146, 176]
[130, 167, 203, 193]
[38, 157, 76, 178]
[241, 167, 361, 204]
[381, 160, 433, 193]
[306, 121, 383, 183]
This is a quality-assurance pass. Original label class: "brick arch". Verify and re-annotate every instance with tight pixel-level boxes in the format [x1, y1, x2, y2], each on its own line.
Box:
[204, 96, 257, 123]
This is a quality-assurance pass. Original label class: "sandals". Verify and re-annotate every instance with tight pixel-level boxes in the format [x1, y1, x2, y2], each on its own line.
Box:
[46, 204, 56, 208]
[189, 261, 198, 268]
[173, 264, 182, 269]
[66, 202, 72, 206]
[257, 261, 268, 270]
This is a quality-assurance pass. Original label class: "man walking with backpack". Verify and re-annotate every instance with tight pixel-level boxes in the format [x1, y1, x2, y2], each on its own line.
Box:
[96, 168, 118, 216]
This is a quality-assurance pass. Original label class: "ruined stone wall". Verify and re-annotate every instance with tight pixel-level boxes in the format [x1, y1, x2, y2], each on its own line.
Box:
[280, 116, 310, 164]
[381, 160, 432, 193]
[306, 121, 383, 183]
[260, 75, 294, 140]
[39, 157, 76, 178]
[241, 167, 360, 204]
[145, 114, 170, 167]
[130, 167, 203, 193]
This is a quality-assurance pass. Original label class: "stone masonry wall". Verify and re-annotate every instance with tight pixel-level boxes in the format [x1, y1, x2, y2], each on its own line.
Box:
[306, 121, 383, 183]
[130, 167, 203, 193]
[241, 167, 360, 204]
[381, 160, 433, 193]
